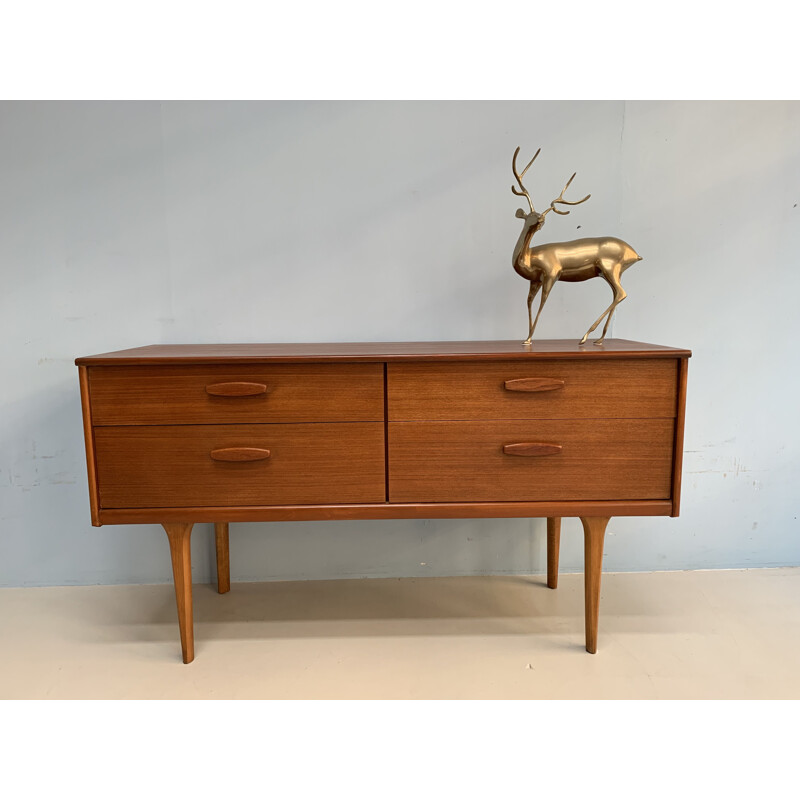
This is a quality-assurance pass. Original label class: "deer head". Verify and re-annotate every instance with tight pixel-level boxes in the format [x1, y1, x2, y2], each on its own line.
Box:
[511, 146, 591, 233]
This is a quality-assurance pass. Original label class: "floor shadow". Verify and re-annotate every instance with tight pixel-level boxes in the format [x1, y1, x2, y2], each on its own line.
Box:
[84, 575, 587, 643]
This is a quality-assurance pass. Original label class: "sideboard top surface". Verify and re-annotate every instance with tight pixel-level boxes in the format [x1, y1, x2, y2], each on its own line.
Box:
[76, 339, 691, 366]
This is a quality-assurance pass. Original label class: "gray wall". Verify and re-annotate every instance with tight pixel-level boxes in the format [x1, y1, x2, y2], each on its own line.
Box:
[1, 100, 798, 587]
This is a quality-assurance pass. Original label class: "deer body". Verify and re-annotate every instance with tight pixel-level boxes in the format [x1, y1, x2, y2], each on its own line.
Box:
[510, 147, 642, 345]
[514, 236, 641, 283]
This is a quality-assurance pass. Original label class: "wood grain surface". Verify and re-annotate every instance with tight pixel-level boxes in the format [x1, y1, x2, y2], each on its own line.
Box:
[388, 419, 674, 503]
[502, 442, 563, 456]
[547, 517, 561, 589]
[671, 357, 690, 517]
[95, 423, 386, 508]
[162, 522, 195, 663]
[504, 377, 566, 392]
[78, 365, 100, 526]
[209, 447, 271, 462]
[388, 359, 678, 421]
[97, 499, 673, 524]
[581, 516, 609, 654]
[214, 522, 230, 594]
[205, 381, 268, 396]
[75, 339, 691, 662]
[76, 339, 692, 365]
[88, 363, 384, 425]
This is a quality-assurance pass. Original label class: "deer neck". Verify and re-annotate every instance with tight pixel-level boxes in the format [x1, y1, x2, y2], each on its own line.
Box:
[512, 221, 540, 279]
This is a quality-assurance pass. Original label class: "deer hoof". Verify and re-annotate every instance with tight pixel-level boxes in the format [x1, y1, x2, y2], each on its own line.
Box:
[522, 339, 532, 346]
[578, 336, 589, 346]
[593, 338, 605, 346]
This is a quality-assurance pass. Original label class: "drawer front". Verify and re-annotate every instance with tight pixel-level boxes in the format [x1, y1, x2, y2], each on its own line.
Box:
[388, 419, 674, 502]
[95, 423, 385, 507]
[89, 363, 384, 425]
[388, 359, 678, 420]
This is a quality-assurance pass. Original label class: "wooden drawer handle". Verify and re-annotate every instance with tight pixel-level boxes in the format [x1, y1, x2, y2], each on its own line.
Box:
[206, 382, 268, 397]
[504, 378, 565, 392]
[210, 447, 271, 462]
[503, 442, 563, 457]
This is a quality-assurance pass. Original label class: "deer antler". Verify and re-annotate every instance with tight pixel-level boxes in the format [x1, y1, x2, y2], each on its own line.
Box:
[543, 173, 591, 216]
[511, 146, 540, 214]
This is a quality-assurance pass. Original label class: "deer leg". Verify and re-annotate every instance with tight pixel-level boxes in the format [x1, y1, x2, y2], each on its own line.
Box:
[596, 285, 627, 343]
[579, 266, 626, 345]
[523, 281, 541, 344]
[593, 267, 627, 344]
[523, 277, 554, 345]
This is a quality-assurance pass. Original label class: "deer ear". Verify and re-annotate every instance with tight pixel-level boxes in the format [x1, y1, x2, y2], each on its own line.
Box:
[515, 208, 526, 219]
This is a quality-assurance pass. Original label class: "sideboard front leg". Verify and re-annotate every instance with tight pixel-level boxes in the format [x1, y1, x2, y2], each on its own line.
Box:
[546, 517, 561, 589]
[580, 516, 610, 654]
[214, 522, 231, 594]
[162, 522, 195, 664]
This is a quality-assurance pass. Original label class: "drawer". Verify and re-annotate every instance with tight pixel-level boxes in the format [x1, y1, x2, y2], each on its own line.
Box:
[88, 363, 384, 425]
[95, 423, 386, 507]
[387, 359, 678, 420]
[388, 419, 674, 503]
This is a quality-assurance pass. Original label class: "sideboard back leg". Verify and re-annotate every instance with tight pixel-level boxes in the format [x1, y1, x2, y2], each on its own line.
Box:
[214, 522, 231, 594]
[546, 517, 561, 589]
[162, 522, 195, 664]
[580, 516, 610, 654]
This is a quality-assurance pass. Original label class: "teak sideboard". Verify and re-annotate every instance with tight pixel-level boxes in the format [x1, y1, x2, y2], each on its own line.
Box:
[76, 339, 690, 663]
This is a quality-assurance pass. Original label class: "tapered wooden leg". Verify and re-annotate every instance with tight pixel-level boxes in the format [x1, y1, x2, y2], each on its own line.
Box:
[162, 522, 195, 664]
[580, 516, 609, 654]
[214, 522, 230, 594]
[546, 517, 561, 589]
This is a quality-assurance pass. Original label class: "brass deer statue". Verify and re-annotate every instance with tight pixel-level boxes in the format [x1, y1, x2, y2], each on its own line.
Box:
[511, 146, 642, 345]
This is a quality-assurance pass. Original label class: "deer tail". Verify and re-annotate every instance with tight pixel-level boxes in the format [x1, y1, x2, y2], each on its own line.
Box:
[623, 244, 642, 264]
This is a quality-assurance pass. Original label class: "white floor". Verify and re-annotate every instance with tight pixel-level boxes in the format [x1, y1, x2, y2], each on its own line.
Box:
[1, 567, 798, 699]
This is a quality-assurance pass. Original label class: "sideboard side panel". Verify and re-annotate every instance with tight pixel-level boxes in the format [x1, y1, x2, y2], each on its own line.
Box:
[671, 357, 690, 517]
[78, 365, 101, 526]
